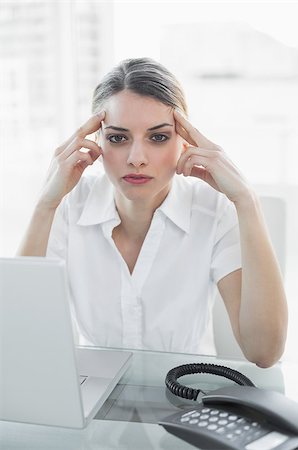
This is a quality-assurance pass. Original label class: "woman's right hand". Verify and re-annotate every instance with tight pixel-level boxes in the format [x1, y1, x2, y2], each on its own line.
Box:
[39, 112, 105, 209]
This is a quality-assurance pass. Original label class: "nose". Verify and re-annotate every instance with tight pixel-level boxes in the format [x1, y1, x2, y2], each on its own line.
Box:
[126, 142, 148, 167]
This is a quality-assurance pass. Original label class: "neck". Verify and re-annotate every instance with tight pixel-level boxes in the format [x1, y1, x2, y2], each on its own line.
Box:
[114, 185, 171, 240]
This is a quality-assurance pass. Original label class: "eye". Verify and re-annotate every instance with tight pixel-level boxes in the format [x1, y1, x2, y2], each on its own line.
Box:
[151, 134, 169, 143]
[107, 134, 127, 144]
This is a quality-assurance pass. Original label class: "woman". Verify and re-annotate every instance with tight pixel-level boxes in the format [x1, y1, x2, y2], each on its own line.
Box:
[18, 57, 287, 366]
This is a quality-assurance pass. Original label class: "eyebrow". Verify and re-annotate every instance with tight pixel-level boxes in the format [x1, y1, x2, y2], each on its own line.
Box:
[104, 123, 174, 132]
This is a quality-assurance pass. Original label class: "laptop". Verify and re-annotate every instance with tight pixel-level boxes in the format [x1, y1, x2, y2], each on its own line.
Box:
[0, 257, 132, 428]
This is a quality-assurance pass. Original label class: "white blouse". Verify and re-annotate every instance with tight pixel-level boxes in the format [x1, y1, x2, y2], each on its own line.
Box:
[47, 171, 241, 354]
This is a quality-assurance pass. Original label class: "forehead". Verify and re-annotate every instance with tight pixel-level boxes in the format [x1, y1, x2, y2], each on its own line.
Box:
[103, 89, 174, 129]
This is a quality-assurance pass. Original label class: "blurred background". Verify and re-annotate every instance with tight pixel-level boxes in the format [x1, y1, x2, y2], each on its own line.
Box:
[0, 0, 297, 361]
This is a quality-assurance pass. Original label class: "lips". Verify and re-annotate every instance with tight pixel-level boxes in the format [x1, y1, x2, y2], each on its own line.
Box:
[122, 174, 153, 184]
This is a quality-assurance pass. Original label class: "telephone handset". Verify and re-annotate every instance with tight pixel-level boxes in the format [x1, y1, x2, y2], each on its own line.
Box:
[203, 385, 298, 434]
[159, 363, 298, 450]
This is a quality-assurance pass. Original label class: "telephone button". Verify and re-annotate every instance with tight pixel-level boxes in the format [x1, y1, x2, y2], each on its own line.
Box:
[219, 412, 228, 418]
[189, 419, 199, 425]
[200, 414, 209, 420]
[237, 417, 247, 424]
[180, 417, 190, 423]
[228, 414, 238, 421]
[209, 416, 219, 423]
[181, 410, 196, 418]
[201, 408, 210, 413]
[198, 421, 208, 427]
[218, 419, 228, 426]
[207, 424, 218, 431]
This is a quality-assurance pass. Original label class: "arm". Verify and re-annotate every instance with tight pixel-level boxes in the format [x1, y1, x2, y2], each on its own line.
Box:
[17, 113, 105, 256]
[174, 109, 288, 367]
[17, 203, 58, 256]
[218, 192, 287, 367]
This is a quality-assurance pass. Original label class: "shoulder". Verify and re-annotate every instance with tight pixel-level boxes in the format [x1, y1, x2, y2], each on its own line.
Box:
[177, 176, 232, 218]
[67, 169, 107, 204]
[62, 168, 113, 225]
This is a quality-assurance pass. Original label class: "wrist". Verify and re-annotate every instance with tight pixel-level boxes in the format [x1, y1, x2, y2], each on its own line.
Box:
[233, 189, 258, 209]
[233, 189, 259, 214]
[35, 199, 61, 215]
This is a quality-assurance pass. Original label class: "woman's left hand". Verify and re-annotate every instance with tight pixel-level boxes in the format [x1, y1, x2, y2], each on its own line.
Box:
[174, 109, 251, 204]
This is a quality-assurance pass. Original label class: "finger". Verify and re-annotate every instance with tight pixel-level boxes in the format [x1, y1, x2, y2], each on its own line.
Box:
[75, 146, 102, 163]
[190, 166, 208, 180]
[180, 154, 210, 177]
[56, 112, 105, 154]
[60, 138, 102, 160]
[76, 159, 90, 172]
[65, 149, 97, 167]
[76, 111, 106, 138]
[176, 147, 221, 174]
[175, 121, 197, 147]
[190, 166, 221, 191]
[174, 109, 216, 149]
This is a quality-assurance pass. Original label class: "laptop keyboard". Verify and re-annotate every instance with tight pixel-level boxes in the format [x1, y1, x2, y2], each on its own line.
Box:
[79, 375, 88, 385]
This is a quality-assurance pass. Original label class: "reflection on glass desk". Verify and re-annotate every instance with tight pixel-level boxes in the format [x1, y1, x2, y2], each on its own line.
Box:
[1, 346, 298, 450]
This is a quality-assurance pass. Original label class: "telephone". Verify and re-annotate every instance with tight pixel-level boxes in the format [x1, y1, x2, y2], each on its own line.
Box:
[159, 363, 298, 450]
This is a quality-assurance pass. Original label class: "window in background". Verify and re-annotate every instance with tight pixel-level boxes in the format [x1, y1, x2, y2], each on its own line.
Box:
[0, 1, 113, 256]
[161, 21, 298, 185]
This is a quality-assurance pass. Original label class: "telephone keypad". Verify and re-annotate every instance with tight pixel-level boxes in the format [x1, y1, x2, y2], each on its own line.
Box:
[177, 403, 270, 446]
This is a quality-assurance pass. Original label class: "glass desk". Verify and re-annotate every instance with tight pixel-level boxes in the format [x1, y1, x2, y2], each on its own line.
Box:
[1, 347, 298, 450]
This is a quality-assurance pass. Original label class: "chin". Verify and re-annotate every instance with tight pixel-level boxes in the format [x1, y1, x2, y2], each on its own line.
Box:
[120, 187, 152, 202]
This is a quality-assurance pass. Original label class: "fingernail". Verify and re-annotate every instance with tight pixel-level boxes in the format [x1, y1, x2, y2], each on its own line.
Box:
[96, 110, 105, 118]
[175, 108, 187, 119]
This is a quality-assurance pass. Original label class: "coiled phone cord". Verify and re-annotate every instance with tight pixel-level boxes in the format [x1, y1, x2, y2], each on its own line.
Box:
[165, 363, 256, 401]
